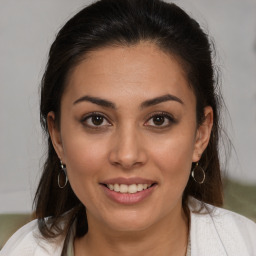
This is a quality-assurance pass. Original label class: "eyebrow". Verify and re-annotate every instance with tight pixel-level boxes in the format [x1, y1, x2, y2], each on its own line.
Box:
[73, 95, 116, 109]
[73, 94, 183, 109]
[140, 94, 184, 108]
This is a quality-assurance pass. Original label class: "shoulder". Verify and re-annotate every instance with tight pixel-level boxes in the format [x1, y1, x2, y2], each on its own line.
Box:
[189, 197, 256, 256]
[0, 219, 64, 256]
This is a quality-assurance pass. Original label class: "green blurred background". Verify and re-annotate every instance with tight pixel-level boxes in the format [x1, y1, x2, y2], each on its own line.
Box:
[223, 179, 256, 222]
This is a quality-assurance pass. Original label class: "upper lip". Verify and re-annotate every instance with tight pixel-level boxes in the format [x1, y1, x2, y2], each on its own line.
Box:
[100, 177, 157, 185]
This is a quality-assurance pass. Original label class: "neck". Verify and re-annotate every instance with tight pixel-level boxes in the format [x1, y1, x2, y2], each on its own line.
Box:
[74, 206, 190, 256]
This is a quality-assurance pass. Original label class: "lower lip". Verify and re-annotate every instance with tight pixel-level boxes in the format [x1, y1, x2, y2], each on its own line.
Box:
[101, 185, 156, 205]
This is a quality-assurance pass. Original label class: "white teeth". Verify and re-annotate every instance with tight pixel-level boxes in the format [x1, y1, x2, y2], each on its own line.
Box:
[137, 184, 143, 191]
[108, 184, 114, 190]
[114, 184, 120, 192]
[128, 184, 137, 193]
[120, 184, 128, 193]
[106, 183, 152, 193]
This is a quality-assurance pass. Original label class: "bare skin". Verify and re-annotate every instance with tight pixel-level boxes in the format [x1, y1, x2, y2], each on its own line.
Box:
[75, 208, 188, 256]
[48, 42, 213, 255]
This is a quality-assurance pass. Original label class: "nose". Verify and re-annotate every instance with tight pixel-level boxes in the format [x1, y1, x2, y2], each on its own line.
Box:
[108, 125, 147, 169]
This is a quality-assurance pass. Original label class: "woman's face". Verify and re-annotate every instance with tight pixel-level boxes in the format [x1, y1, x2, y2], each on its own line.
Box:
[48, 42, 212, 232]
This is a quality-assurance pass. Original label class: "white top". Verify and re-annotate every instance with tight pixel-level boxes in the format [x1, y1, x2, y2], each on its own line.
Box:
[1, 198, 256, 256]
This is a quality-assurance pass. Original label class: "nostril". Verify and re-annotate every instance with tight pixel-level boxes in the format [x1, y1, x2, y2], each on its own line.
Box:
[108, 142, 148, 169]
[110, 158, 141, 169]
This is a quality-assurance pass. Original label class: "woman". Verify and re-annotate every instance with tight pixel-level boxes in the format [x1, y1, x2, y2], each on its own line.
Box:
[1, 0, 256, 255]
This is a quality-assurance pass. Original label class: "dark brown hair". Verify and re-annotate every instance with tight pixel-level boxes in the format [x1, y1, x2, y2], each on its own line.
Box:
[35, 0, 224, 254]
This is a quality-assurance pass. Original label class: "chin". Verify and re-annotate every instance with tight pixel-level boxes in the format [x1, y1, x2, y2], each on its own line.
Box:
[103, 211, 156, 232]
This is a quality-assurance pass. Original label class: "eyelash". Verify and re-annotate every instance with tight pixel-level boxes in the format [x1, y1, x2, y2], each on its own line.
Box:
[144, 111, 176, 128]
[81, 111, 176, 129]
[81, 112, 111, 130]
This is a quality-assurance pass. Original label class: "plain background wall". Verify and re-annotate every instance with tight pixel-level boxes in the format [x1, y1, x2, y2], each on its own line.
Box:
[0, 0, 256, 213]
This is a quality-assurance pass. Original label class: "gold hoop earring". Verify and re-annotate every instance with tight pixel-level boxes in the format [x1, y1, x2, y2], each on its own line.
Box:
[58, 160, 68, 188]
[191, 162, 205, 184]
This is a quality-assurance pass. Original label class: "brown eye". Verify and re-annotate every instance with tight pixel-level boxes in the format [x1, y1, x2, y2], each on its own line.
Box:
[91, 115, 104, 126]
[81, 113, 111, 128]
[145, 112, 176, 128]
[152, 115, 165, 126]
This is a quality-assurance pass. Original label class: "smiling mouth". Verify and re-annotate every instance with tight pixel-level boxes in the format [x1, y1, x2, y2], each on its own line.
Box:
[101, 183, 156, 194]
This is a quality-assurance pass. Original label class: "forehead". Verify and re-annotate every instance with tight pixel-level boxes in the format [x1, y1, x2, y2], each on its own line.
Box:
[64, 42, 195, 106]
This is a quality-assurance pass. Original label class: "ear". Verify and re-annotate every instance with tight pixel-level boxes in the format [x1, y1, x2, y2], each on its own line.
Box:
[47, 111, 65, 162]
[192, 106, 213, 162]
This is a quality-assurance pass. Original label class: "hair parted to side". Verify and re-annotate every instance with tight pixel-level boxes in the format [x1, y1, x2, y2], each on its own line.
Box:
[35, 0, 224, 254]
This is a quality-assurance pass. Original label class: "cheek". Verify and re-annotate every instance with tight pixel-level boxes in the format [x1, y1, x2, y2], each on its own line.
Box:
[64, 139, 105, 170]
[62, 135, 109, 208]
[149, 131, 195, 184]
[61, 130, 109, 186]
